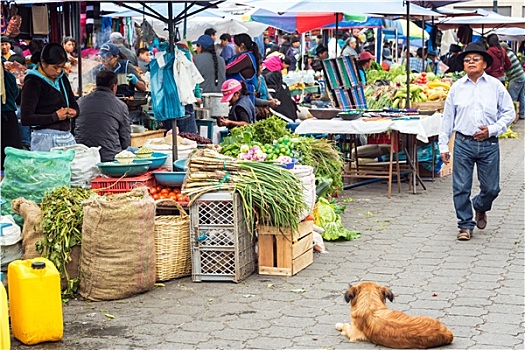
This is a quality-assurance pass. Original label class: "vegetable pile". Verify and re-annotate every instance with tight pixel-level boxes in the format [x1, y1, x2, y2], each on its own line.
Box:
[219, 116, 343, 196]
[37, 186, 94, 299]
[182, 149, 307, 231]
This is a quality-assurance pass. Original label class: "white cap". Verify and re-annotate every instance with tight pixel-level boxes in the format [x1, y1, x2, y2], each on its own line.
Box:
[109, 32, 124, 44]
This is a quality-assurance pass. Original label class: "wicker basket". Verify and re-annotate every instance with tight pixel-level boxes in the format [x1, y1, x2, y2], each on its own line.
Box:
[154, 199, 191, 281]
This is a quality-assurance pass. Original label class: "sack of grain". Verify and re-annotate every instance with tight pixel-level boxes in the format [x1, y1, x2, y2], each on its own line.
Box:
[11, 198, 43, 260]
[80, 187, 156, 301]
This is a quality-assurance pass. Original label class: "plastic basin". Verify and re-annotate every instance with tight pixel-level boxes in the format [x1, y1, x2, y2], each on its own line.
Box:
[98, 161, 151, 178]
[152, 171, 187, 186]
[173, 158, 188, 171]
[132, 152, 168, 170]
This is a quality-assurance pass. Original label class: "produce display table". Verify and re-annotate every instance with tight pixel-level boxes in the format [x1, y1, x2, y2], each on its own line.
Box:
[294, 113, 442, 197]
[289, 85, 320, 97]
[130, 129, 166, 147]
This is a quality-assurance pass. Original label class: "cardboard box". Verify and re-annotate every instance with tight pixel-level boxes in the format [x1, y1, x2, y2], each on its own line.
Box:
[257, 220, 313, 276]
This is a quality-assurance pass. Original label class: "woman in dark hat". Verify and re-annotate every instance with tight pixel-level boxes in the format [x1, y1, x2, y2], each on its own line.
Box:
[438, 41, 515, 241]
[441, 44, 463, 73]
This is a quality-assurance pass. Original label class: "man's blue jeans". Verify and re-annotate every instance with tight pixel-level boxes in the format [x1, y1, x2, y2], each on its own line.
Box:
[508, 76, 525, 118]
[452, 133, 500, 230]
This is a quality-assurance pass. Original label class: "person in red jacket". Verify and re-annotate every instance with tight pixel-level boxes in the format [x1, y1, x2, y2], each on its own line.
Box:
[484, 34, 511, 83]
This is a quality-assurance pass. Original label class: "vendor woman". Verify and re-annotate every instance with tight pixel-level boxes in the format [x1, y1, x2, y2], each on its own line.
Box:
[217, 79, 255, 129]
[86, 43, 146, 97]
[20, 43, 79, 151]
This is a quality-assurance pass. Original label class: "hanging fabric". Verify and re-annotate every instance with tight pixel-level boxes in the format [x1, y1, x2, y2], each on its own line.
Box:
[5, 3, 21, 38]
[173, 49, 204, 105]
[31, 5, 48, 35]
[149, 51, 185, 121]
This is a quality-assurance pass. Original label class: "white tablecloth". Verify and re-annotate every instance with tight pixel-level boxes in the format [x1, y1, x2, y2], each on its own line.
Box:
[294, 113, 442, 143]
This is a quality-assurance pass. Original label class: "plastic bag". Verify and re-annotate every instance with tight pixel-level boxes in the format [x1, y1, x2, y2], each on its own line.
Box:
[0, 147, 75, 224]
[51, 144, 101, 188]
[313, 198, 360, 241]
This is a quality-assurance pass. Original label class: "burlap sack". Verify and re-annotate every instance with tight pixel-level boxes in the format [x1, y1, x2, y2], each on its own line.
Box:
[11, 198, 43, 259]
[80, 187, 156, 301]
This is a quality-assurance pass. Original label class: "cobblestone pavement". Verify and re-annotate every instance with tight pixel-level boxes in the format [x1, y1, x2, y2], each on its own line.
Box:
[12, 121, 524, 350]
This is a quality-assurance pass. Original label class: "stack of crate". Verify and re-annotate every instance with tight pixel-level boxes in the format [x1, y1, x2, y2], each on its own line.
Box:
[189, 191, 255, 282]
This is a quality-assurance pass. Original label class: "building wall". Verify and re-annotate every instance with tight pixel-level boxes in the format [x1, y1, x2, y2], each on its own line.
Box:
[452, 0, 525, 18]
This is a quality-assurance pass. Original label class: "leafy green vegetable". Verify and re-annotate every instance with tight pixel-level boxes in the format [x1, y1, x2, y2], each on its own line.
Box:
[314, 198, 359, 241]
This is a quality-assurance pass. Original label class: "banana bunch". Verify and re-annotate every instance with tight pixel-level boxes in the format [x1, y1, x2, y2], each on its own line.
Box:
[391, 84, 427, 108]
[499, 126, 519, 139]
[288, 82, 306, 90]
[424, 81, 451, 102]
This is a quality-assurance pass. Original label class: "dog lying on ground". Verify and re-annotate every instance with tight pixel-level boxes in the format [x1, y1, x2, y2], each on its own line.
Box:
[335, 282, 453, 349]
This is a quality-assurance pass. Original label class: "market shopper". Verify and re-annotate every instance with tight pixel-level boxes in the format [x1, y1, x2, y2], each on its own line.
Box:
[261, 55, 297, 120]
[311, 45, 328, 72]
[438, 41, 515, 241]
[356, 51, 375, 85]
[85, 43, 146, 97]
[484, 34, 511, 83]
[193, 34, 226, 93]
[1, 59, 22, 170]
[75, 71, 131, 162]
[62, 36, 77, 74]
[136, 48, 150, 73]
[109, 32, 138, 67]
[219, 33, 235, 63]
[20, 43, 79, 151]
[341, 36, 358, 59]
[441, 43, 463, 73]
[500, 42, 524, 120]
[226, 33, 261, 105]
[217, 79, 255, 129]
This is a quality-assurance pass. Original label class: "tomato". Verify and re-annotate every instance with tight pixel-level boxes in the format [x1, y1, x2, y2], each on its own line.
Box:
[168, 192, 177, 199]
[160, 188, 170, 196]
[156, 185, 163, 192]
[182, 195, 189, 202]
[149, 187, 157, 195]
[175, 193, 184, 202]
[152, 193, 160, 200]
[173, 188, 181, 194]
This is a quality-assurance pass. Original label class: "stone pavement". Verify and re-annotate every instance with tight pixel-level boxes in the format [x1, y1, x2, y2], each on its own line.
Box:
[12, 121, 524, 350]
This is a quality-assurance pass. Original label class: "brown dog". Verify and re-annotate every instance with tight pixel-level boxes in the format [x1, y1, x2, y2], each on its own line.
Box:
[336, 282, 453, 349]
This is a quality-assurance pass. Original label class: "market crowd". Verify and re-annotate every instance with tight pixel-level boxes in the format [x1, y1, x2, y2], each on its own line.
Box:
[2, 27, 524, 170]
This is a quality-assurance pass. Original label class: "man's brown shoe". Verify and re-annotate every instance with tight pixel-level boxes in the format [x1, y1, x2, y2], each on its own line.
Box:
[476, 211, 487, 230]
[457, 228, 473, 241]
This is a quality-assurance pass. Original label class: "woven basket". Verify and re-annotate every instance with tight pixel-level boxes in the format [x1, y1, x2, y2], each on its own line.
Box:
[154, 199, 191, 281]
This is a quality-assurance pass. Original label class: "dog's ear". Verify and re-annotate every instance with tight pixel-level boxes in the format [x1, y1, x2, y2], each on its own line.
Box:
[382, 287, 394, 302]
[344, 284, 355, 303]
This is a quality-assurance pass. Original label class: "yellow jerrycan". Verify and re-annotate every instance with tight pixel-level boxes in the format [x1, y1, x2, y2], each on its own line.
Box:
[0, 282, 10, 350]
[8, 257, 63, 345]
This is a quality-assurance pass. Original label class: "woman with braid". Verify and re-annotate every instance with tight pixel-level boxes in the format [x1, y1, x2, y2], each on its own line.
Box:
[225, 33, 261, 105]
[193, 34, 226, 93]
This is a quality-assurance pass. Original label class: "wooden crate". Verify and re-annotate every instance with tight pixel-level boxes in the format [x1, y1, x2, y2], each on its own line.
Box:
[130, 129, 166, 147]
[257, 220, 313, 276]
[412, 101, 445, 113]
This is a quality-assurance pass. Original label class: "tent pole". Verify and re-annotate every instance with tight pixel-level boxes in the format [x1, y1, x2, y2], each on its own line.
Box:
[406, 1, 410, 109]
[168, 1, 178, 162]
[335, 13, 339, 57]
[75, 2, 83, 97]
[422, 15, 425, 72]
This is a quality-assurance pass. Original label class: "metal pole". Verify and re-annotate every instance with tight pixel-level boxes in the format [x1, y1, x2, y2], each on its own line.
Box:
[75, 1, 82, 97]
[335, 13, 339, 57]
[492, 0, 498, 13]
[421, 15, 425, 72]
[405, 1, 410, 109]
[168, 1, 178, 162]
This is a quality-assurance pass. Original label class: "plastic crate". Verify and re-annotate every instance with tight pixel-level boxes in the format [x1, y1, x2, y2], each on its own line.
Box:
[90, 170, 157, 195]
[189, 191, 255, 283]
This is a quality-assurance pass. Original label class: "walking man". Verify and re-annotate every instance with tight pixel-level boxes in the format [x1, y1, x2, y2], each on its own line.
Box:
[439, 42, 515, 241]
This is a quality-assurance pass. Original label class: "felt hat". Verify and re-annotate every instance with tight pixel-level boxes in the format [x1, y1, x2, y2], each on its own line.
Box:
[449, 44, 462, 53]
[195, 35, 215, 49]
[221, 79, 242, 103]
[457, 41, 493, 68]
[382, 47, 393, 60]
[98, 43, 120, 58]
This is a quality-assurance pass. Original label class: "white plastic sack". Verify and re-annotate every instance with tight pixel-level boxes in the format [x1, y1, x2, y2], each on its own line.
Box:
[291, 165, 316, 221]
[52, 144, 101, 188]
[145, 137, 197, 170]
[0, 215, 23, 267]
